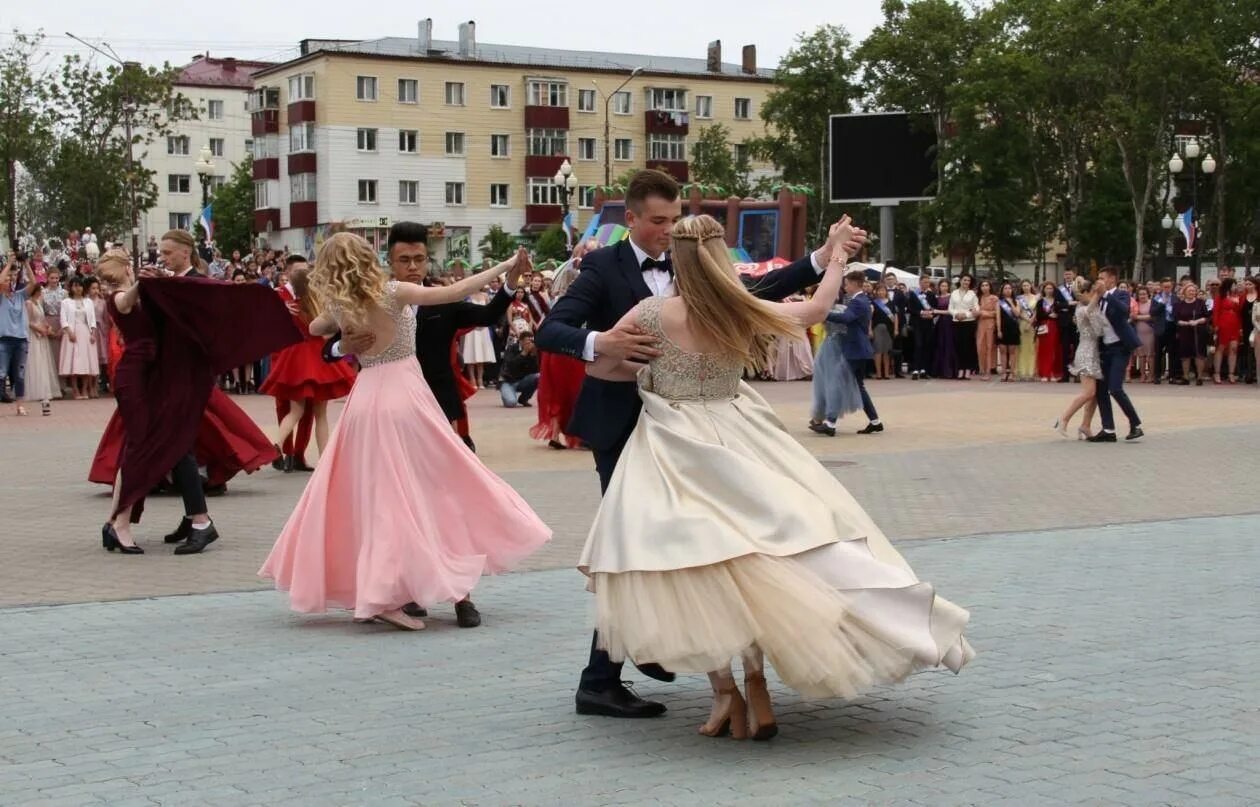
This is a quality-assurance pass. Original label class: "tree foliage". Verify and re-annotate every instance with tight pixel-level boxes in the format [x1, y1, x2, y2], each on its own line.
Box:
[689, 124, 753, 197]
[478, 223, 518, 261]
[210, 155, 254, 255]
[533, 223, 569, 262]
[0, 30, 56, 251]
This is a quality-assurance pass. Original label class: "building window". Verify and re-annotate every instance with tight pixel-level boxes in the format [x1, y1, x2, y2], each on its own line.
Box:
[577, 88, 596, 112]
[397, 78, 418, 104]
[650, 88, 687, 112]
[289, 123, 314, 152]
[490, 134, 510, 158]
[167, 135, 189, 156]
[445, 182, 465, 206]
[577, 138, 597, 161]
[210, 175, 226, 192]
[528, 81, 568, 107]
[695, 95, 713, 119]
[207, 99, 224, 120]
[399, 180, 418, 205]
[244, 138, 253, 156]
[169, 212, 191, 230]
[168, 174, 191, 194]
[528, 177, 561, 206]
[444, 82, 465, 106]
[289, 74, 314, 100]
[490, 84, 510, 108]
[612, 91, 631, 115]
[290, 173, 317, 202]
[253, 135, 279, 160]
[527, 128, 567, 157]
[649, 134, 686, 161]
[578, 186, 596, 209]
[398, 130, 418, 153]
[490, 183, 509, 208]
[732, 143, 749, 163]
[208, 138, 224, 157]
[614, 138, 633, 161]
[445, 132, 465, 156]
[357, 179, 377, 203]
[357, 128, 378, 152]
[356, 76, 378, 101]
[734, 97, 751, 120]
[253, 182, 270, 210]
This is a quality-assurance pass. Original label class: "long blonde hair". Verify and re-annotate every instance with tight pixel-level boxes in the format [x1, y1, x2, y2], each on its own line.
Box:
[310, 232, 387, 328]
[97, 250, 132, 289]
[669, 215, 799, 372]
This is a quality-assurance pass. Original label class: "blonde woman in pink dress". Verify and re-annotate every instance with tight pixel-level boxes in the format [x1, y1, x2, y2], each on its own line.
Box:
[260, 234, 551, 631]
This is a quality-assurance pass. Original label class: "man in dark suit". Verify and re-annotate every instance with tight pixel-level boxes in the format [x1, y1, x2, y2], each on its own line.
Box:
[1054, 268, 1079, 382]
[536, 169, 864, 719]
[1088, 266, 1144, 443]
[883, 272, 908, 377]
[906, 274, 937, 379]
[323, 222, 521, 456]
[834, 270, 884, 433]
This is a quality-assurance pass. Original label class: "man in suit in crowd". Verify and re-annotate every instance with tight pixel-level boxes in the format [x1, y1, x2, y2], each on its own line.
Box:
[906, 274, 936, 379]
[883, 272, 909, 377]
[832, 270, 884, 434]
[1153, 276, 1180, 383]
[536, 168, 864, 719]
[1088, 266, 1144, 443]
[1054, 268, 1079, 382]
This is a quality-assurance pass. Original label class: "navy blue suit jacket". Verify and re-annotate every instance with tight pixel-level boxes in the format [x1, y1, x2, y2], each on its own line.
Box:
[831, 293, 876, 361]
[1100, 288, 1142, 352]
[535, 238, 822, 451]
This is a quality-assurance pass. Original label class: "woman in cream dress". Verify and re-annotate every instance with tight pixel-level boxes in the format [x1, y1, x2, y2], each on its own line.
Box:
[580, 216, 973, 741]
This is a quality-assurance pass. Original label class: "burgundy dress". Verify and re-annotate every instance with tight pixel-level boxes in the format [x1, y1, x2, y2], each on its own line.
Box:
[108, 277, 302, 522]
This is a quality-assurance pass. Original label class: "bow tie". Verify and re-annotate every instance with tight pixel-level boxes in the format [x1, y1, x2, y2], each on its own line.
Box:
[641, 257, 673, 275]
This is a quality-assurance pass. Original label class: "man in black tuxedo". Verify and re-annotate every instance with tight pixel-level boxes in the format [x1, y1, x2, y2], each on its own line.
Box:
[536, 169, 862, 719]
[906, 274, 937, 379]
[883, 272, 909, 377]
[323, 222, 521, 456]
[1054, 268, 1079, 382]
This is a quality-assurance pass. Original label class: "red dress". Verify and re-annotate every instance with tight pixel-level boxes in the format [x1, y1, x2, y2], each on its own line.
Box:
[260, 308, 356, 402]
[530, 352, 586, 447]
[1035, 300, 1062, 380]
[1212, 294, 1243, 346]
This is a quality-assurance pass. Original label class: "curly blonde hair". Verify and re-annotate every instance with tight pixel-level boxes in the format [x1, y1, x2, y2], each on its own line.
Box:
[670, 215, 800, 372]
[310, 232, 386, 328]
[96, 250, 133, 288]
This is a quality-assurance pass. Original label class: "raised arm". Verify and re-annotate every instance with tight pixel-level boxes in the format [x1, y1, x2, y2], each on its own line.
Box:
[394, 249, 523, 308]
[763, 218, 857, 325]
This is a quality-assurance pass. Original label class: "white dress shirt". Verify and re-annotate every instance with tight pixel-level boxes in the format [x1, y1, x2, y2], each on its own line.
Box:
[1101, 289, 1120, 344]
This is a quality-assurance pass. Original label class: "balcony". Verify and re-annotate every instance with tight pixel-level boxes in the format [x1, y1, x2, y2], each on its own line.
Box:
[524, 155, 569, 178]
[251, 109, 279, 136]
[287, 152, 317, 175]
[289, 201, 318, 229]
[524, 106, 570, 129]
[247, 86, 280, 113]
[254, 208, 281, 232]
[252, 157, 279, 181]
[524, 205, 562, 228]
[645, 110, 689, 135]
[287, 100, 316, 125]
[649, 160, 689, 182]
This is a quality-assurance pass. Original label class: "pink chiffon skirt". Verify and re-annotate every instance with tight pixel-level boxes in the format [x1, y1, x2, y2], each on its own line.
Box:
[260, 357, 551, 619]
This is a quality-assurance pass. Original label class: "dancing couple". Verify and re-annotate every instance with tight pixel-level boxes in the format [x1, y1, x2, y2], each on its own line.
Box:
[538, 170, 973, 738]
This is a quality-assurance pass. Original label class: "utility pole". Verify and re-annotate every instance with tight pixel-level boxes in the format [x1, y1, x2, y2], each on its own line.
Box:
[595, 67, 642, 188]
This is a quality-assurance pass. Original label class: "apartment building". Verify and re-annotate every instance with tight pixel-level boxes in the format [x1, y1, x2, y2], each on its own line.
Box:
[142, 55, 272, 242]
[247, 21, 776, 261]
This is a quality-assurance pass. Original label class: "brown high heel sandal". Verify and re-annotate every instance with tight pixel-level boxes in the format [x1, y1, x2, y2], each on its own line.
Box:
[699, 683, 748, 739]
[744, 672, 779, 741]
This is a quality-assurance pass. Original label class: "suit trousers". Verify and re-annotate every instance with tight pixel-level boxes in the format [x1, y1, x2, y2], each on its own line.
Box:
[1095, 342, 1140, 433]
[911, 322, 934, 374]
[580, 430, 633, 692]
[1158, 326, 1181, 379]
[170, 452, 207, 517]
[847, 356, 880, 421]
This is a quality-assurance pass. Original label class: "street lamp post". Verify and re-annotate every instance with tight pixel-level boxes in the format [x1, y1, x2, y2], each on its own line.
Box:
[1168, 138, 1217, 284]
[553, 159, 578, 253]
[593, 67, 643, 188]
[194, 145, 215, 212]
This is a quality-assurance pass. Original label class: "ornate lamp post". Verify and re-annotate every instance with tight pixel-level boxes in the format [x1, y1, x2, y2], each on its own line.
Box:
[1168, 139, 1217, 284]
[553, 158, 578, 251]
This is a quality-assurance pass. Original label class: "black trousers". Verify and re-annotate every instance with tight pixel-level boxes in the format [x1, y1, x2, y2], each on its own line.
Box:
[1059, 326, 1078, 380]
[580, 432, 633, 692]
[171, 452, 207, 516]
[1157, 326, 1181, 379]
[911, 322, 935, 374]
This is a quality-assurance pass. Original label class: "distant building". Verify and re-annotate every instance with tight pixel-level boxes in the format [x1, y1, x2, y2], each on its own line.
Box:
[247, 21, 775, 260]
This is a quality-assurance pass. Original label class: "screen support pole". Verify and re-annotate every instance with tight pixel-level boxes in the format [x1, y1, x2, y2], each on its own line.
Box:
[878, 203, 897, 264]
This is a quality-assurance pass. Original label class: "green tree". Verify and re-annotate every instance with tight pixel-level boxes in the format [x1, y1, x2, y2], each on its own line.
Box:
[477, 223, 517, 260]
[689, 123, 752, 196]
[533, 223, 569, 262]
[0, 30, 55, 250]
[209, 155, 253, 255]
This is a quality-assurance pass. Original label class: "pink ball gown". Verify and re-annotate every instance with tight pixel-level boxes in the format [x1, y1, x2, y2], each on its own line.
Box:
[260, 281, 551, 619]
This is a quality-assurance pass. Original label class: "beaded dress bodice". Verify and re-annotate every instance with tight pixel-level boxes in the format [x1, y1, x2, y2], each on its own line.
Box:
[354, 281, 417, 369]
[638, 297, 743, 402]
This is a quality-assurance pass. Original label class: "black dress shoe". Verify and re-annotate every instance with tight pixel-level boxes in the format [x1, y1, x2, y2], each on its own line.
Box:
[633, 661, 675, 683]
[1086, 431, 1117, 443]
[102, 523, 144, 554]
[164, 516, 193, 544]
[455, 599, 482, 628]
[291, 461, 315, 473]
[1125, 426, 1144, 442]
[203, 482, 227, 497]
[401, 602, 428, 618]
[517, 395, 533, 407]
[575, 683, 666, 718]
[173, 523, 219, 555]
[808, 421, 836, 437]
[857, 422, 885, 434]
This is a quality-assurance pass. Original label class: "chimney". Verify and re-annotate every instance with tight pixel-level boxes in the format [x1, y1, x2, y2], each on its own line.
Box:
[418, 18, 433, 53]
[741, 45, 757, 75]
[707, 40, 721, 73]
[222, 57, 237, 72]
[458, 21, 476, 58]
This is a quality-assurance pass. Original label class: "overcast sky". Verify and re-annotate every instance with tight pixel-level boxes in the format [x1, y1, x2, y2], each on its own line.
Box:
[6, 1, 886, 72]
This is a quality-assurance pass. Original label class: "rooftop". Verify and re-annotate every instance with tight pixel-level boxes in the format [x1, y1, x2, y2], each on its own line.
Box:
[177, 55, 275, 89]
